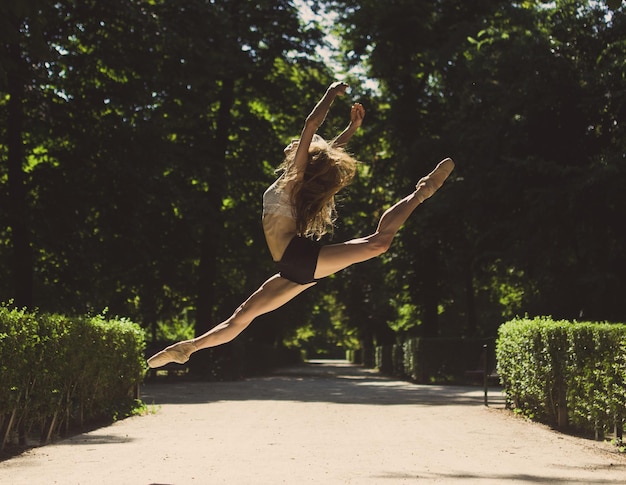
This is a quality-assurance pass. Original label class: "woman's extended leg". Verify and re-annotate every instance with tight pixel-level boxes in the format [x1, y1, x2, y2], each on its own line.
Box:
[147, 275, 315, 368]
[314, 158, 454, 279]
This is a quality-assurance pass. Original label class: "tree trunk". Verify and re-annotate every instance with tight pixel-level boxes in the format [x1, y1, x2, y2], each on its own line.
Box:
[6, 39, 34, 309]
[195, 78, 235, 337]
[465, 261, 478, 337]
[420, 243, 439, 338]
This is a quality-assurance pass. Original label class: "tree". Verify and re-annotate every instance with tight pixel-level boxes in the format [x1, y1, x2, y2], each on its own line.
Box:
[443, 0, 626, 323]
[329, 0, 511, 339]
[329, 0, 626, 340]
[0, 0, 56, 309]
[1, 0, 336, 353]
[146, 0, 328, 345]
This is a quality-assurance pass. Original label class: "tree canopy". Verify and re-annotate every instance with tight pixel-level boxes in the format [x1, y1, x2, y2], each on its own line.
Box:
[1, 0, 624, 358]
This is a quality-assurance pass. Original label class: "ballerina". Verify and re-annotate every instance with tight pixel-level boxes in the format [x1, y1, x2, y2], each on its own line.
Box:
[147, 81, 454, 368]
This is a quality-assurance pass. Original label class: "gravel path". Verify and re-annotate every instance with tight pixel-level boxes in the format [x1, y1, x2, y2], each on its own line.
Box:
[1, 360, 624, 484]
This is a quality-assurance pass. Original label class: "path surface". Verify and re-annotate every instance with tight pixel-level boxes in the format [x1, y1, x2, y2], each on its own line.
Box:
[1, 360, 625, 484]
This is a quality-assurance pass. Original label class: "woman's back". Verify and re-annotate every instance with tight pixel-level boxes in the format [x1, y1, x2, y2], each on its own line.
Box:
[263, 178, 298, 261]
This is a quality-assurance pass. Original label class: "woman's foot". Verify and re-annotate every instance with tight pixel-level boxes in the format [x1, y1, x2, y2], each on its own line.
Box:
[415, 158, 455, 202]
[147, 341, 197, 368]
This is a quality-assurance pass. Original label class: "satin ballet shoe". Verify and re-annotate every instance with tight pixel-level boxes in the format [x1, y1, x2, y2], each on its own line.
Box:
[147, 341, 196, 368]
[415, 158, 455, 202]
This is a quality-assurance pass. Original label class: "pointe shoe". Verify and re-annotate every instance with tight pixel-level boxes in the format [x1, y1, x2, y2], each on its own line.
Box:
[415, 158, 455, 202]
[147, 341, 196, 368]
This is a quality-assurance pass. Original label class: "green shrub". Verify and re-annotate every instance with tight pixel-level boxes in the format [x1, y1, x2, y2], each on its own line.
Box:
[375, 345, 393, 374]
[496, 316, 626, 437]
[374, 338, 490, 384]
[0, 307, 146, 449]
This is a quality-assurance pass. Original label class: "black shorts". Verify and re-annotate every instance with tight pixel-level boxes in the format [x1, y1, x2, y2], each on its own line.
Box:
[277, 236, 321, 285]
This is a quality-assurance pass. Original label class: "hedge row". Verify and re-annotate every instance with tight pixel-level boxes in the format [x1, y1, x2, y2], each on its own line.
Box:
[496, 317, 626, 438]
[349, 338, 492, 384]
[0, 307, 146, 449]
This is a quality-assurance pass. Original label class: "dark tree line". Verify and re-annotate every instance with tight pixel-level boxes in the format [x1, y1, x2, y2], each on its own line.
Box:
[1, 0, 624, 358]
[329, 0, 626, 342]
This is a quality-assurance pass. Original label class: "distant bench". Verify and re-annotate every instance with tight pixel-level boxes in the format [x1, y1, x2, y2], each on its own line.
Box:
[465, 344, 500, 406]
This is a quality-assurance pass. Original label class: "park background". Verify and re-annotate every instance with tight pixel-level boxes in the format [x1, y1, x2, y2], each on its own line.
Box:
[1, 0, 625, 374]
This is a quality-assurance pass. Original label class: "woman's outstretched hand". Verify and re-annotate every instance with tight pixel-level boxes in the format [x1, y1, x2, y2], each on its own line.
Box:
[329, 81, 349, 96]
[350, 103, 365, 128]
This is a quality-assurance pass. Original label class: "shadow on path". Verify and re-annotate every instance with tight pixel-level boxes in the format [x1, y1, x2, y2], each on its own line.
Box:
[141, 359, 505, 407]
[374, 470, 626, 484]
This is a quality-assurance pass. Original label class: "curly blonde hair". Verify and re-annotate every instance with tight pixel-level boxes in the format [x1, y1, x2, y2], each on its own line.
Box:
[277, 138, 357, 240]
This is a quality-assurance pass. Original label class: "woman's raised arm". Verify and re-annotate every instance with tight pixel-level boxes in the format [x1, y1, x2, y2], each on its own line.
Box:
[332, 102, 365, 148]
[292, 82, 348, 178]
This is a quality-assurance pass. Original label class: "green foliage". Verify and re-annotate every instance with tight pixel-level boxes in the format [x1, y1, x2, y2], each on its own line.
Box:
[282, 293, 359, 357]
[496, 316, 626, 437]
[333, 0, 626, 338]
[1, 0, 626, 359]
[374, 337, 491, 384]
[155, 311, 196, 342]
[0, 306, 146, 449]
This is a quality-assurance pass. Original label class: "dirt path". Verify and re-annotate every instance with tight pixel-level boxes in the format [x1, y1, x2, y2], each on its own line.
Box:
[1, 360, 624, 484]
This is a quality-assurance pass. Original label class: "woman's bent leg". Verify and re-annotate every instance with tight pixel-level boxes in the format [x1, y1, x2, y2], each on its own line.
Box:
[147, 275, 315, 368]
[314, 158, 454, 279]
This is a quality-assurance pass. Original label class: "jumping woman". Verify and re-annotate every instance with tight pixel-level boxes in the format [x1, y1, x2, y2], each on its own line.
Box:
[147, 82, 454, 368]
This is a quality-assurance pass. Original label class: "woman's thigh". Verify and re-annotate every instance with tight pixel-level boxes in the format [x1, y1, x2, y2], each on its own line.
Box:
[237, 274, 316, 322]
[314, 235, 386, 280]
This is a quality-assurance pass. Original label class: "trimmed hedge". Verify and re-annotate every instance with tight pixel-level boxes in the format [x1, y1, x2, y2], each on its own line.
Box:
[367, 338, 492, 384]
[496, 316, 626, 438]
[0, 307, 146, 449]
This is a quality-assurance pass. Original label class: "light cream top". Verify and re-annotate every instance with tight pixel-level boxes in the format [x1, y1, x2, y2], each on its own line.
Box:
[262, 178, 294, 219]
[262, 177, 298, 262]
